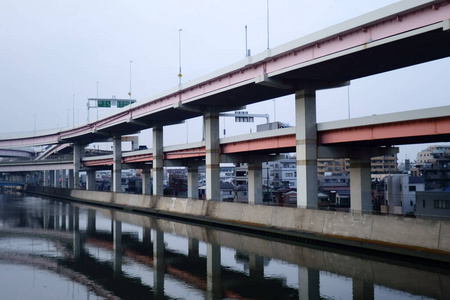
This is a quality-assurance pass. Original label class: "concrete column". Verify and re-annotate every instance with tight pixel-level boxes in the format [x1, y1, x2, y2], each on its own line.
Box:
[206, 243, 222, 299]
[205, 112, 220, 201]
[352, 279, 374, 300]
[153, 229, 165, 299]
[350, 152, 372, 214]
[113, 219, 122, 273]
[86, 169, 96, 191]
[61, 170, 67, 188]
[49, 170, 55, 187]
[249, 254, 264, 279]
[112, 136, 122, 193]
[248, 161, 263, 204]
[187, 165, 199, 199]
[295, 89, 318, 209]
[73, 144, 83, 189]
[43, 170, 50, 187]
[68, 169, 74, 189]
[152, 126, 164, 196]
[298, 267, 320, 300]
[142, 167, 152, 195]
[54, 170, 60, 187]
[143, 227, 151, 254]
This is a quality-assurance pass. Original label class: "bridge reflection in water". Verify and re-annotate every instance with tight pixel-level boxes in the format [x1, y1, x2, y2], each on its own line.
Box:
[0, 192, 448, 300]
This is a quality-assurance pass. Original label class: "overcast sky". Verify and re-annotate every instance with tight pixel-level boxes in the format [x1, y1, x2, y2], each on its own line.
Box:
[1, 0, 449, 160]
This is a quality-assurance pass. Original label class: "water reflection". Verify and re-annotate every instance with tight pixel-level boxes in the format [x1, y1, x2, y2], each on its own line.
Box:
[0, 192, 448, 299]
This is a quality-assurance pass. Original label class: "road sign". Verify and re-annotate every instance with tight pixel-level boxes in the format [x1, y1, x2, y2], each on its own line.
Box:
[98, 100, 111, 108]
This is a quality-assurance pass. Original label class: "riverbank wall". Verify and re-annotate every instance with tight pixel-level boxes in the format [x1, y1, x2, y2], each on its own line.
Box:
[24, 185, 450, 262]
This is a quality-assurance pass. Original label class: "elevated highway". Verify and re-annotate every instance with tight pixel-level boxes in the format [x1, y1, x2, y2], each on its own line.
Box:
[1, 0, 450, 212]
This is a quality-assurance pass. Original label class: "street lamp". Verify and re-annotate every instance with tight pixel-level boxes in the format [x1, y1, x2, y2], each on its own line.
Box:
[178, 29, 183, 85]
[129, 61, 132, 99]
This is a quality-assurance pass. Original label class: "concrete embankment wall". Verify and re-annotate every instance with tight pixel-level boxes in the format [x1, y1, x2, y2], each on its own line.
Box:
[25, 185, 450, 262]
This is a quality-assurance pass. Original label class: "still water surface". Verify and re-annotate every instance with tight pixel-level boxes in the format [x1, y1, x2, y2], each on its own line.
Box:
[0, 192, 448, 299]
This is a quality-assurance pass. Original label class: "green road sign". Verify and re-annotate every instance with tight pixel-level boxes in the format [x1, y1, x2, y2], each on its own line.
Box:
[117, 101, 130, 108]
[98, 100, 111, 108]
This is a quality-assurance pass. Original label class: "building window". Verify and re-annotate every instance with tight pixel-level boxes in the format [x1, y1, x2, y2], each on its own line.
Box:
[409, 186, 416, 192]
[434, 200, 450, 209]
[285, 173, 293, 177]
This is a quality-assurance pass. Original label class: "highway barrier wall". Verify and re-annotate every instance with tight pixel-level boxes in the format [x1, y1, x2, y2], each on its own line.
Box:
[24, 185, 450, 262]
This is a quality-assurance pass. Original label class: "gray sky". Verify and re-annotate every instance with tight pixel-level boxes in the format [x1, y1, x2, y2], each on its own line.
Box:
[1, 0, 449, 161]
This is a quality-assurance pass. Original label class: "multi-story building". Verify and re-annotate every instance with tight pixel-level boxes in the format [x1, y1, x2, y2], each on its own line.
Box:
[412, 145, 450, 190]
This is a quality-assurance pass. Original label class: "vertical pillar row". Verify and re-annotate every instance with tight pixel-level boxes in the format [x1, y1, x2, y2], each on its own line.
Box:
[204, 113, 220, 201]
[112, 136, 122, 193]
[248, 161, 263, 204]
[295, 89, 318, 209]
[142, 167, 152, 195]
[73, 144, 83, 189]
[350, 151, 372, 214]
[153, 126, 164, 196]
[86, 169, 96, 191]
[187, 165, 199, 199]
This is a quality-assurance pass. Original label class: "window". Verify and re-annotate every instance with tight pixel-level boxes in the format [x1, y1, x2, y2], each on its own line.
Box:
[285, 173, 293, 177]
[434, 200, 450, 209]
[409, 186, 416, 192]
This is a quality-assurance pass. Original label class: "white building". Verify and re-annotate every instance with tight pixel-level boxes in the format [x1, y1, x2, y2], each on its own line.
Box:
[384, 174, 424, 214]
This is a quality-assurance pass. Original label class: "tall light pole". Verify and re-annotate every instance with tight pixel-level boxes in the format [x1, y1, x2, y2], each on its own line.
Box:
[245, 25, 248, 57]
[96, 81, 99, 121]
[178, 29, 183, 85]
[267, 0, 270, 49]
[72, 94, 75, 128]
[129, 61, 132, 100]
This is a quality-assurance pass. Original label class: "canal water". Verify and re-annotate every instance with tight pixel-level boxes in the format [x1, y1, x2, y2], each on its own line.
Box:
[0, 192, 448, 300]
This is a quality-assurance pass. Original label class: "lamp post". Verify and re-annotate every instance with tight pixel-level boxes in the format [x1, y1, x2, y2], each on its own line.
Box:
[96, 81, 99, 121]
[129, 61, 132, 100]
[178, 29, 182, 85]
[267, 0, 270, 49]
[72, 94, 75, 128]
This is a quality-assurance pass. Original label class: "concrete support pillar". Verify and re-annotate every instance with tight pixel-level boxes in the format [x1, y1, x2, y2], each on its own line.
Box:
[153, 229, 165, 299]
[86, 169, 96, 191]
[112, 136, 122, 193]
[68, 169, 74, 189]
[152, 126, 164, 196]
[49, 170, 55, 187]
[298, 267, 320, 300]
[142, 167, 152, 195]
[73, 144, 83, 189]
[55, 170, 61, 187]
[143, 227, 151, 254]
[350, 152, 372, 214]
[43, 170, 50, 187]
[352, 279, 374, 300]
[205, 112, 220, 201]
[295, 89, 318, 209]
[206, 243, 222, 299]
[248, 161, 263, 204]
[113, 219, 122, 273]
[249, 254, 264, 279]
[61, 170, 67, 188]
[187, 165, 199, 199]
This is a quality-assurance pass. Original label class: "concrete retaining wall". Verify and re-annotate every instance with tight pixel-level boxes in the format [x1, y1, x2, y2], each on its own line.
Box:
[24, 185, 450, 261]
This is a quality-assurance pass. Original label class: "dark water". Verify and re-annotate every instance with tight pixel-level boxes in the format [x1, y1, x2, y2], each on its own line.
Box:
[0, 192, 448, 300]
